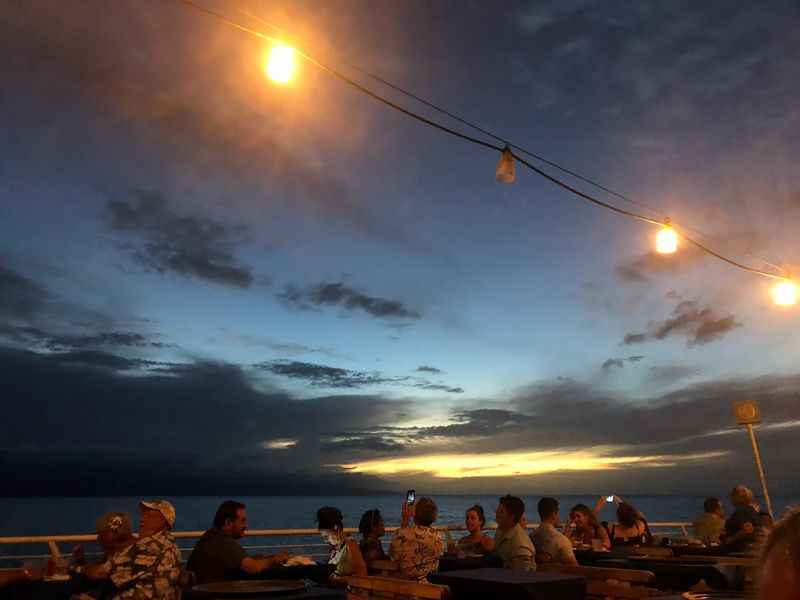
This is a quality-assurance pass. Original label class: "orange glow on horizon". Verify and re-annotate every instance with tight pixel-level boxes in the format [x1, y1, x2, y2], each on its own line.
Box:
[336, 449, 727, 479]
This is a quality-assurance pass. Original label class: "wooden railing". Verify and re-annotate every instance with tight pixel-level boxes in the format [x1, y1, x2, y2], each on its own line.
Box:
[0, 522, 693, 565]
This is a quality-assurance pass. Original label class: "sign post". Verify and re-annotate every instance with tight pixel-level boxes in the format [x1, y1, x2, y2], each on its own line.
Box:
[733, 400, 773, 520]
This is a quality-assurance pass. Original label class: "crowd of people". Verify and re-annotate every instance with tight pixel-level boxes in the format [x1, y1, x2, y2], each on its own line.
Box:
[0, 485, 797, 600]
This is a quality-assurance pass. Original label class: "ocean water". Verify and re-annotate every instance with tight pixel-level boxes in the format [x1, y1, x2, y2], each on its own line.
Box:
[2, 494, 798, 565]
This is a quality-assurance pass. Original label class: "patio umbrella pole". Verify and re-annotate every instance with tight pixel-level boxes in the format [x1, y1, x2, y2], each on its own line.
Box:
[746, 423, 774, 520]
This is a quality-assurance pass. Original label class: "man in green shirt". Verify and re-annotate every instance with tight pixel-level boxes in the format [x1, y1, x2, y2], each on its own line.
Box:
[493, 495, 535, 571]
[692, 497, 725, 543]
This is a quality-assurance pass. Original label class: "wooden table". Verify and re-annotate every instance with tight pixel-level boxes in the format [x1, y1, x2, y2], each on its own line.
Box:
[430, 567, 585, 600]
[437, 555, 502, 572]
[593, 556, 731, 590]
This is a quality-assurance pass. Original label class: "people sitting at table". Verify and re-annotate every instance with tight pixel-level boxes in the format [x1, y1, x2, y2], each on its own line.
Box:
[187, 500, 289, 584]
[316, 506, 367, 579]
[358, 508, 389, 561]
[565, 503, 610, 550]
[104, 500, 182, 600]
[532, 498, 578, 567]
[692, 497, 726, 544]
[723, 485, 762, 552]
[757, 507, 800, 600]
[596, 496, 652, 546]
[447, 505, 494, 556]
[493, 495, 535, 571]
[390, 497, 444, 580]
[71, 512, 136, 586]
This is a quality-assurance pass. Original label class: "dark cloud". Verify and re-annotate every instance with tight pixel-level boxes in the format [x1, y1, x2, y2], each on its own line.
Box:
[623, 333, 648, 345]
[602, 355, 644, 370]
[0, 266, 49, 320]
[257, 360, 405, 389]
[320, 437, 406, 455]
[646, 364, 701, 387]
[108, 190, 253, 288]
[416, 365, 442, 374]
[419, 409, 535, 438]
[0, 346, 406, 495]
[279, 282, 420, 320]
[623, 300, 741, 347]
[413, 383, 464, 394]
[256, 360, 463, 393]
[616, 246, 705, 283]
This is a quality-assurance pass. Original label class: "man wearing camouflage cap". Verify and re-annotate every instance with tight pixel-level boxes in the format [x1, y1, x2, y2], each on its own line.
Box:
[104, 500, 182, 600]
[72, 512, 136, 580]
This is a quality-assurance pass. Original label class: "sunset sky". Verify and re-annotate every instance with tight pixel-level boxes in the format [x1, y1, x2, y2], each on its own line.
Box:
[1, 0, 799, 496]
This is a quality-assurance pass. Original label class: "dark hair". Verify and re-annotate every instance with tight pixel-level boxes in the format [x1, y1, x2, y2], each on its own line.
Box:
[704, 497, 722, 514]
[414, 497, 438, 527]
[213, 501, 246, 529]
[570, 504, 599, 529]
[359, 509, 383, 536]
[617, 502, 641, 528]
[316, 506, 344, 531]
[499, 495, 525, 524]
[466, 505, 486, 527]
[537, 497, 559, 521]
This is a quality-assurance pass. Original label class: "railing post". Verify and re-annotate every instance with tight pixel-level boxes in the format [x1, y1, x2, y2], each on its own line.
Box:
[48, 540, 62, 560]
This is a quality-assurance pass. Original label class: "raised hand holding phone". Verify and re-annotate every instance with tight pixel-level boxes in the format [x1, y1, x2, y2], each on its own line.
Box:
[401, 491, 416, 528]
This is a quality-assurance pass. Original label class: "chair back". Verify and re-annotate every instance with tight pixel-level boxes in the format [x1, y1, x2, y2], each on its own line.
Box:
[367, 559, 400, 576]
[346, 575, 449, 600]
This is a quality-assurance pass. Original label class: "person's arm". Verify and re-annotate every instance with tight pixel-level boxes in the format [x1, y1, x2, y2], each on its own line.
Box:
[598, 524, 611, 550]
[480, 535, 495, 553]
[593, 496, 606, 515]
[400, 501, 414, 529]
[724, 521, 755, 545]
[509, 551, 534, 571]
[560, 539, 578, 567]
[240, 553, 289, 575]
[345, 539, 367, 577]
[83, 562, 112, 580]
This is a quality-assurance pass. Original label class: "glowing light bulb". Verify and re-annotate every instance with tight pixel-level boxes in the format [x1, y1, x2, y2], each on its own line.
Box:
[772, 280, 797, 306]
[655, 225, 678, 254]
[266, 45, 295, 84]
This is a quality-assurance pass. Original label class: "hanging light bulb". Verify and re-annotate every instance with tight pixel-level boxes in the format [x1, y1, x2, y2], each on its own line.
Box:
[655, 221, 678, 254]
[266, 45, 296, 84]
[772, 280, 797, 306]
[495, 146, 515, 184]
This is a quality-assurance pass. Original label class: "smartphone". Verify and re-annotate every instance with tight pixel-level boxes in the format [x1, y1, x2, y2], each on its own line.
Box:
[606, 495, 614, 502]
[406, 489, 416, 505]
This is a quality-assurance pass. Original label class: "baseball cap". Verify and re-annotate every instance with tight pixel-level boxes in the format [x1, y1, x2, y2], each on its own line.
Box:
[139, 500, 176, 528]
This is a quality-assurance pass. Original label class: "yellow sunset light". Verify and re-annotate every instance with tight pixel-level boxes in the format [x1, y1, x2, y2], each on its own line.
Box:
[266, 45, 295, 84]
[655, 225, 678, 254]
[772, 280, 798, 306]
[337, 449, 727, 479]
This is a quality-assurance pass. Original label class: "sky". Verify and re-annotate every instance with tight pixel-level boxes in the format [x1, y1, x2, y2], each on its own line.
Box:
[1, 0, 799, 497]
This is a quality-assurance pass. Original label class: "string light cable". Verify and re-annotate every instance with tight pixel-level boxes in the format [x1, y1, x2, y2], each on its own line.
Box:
[175, 0, 793, 286]
[236, 7, 666, 222]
